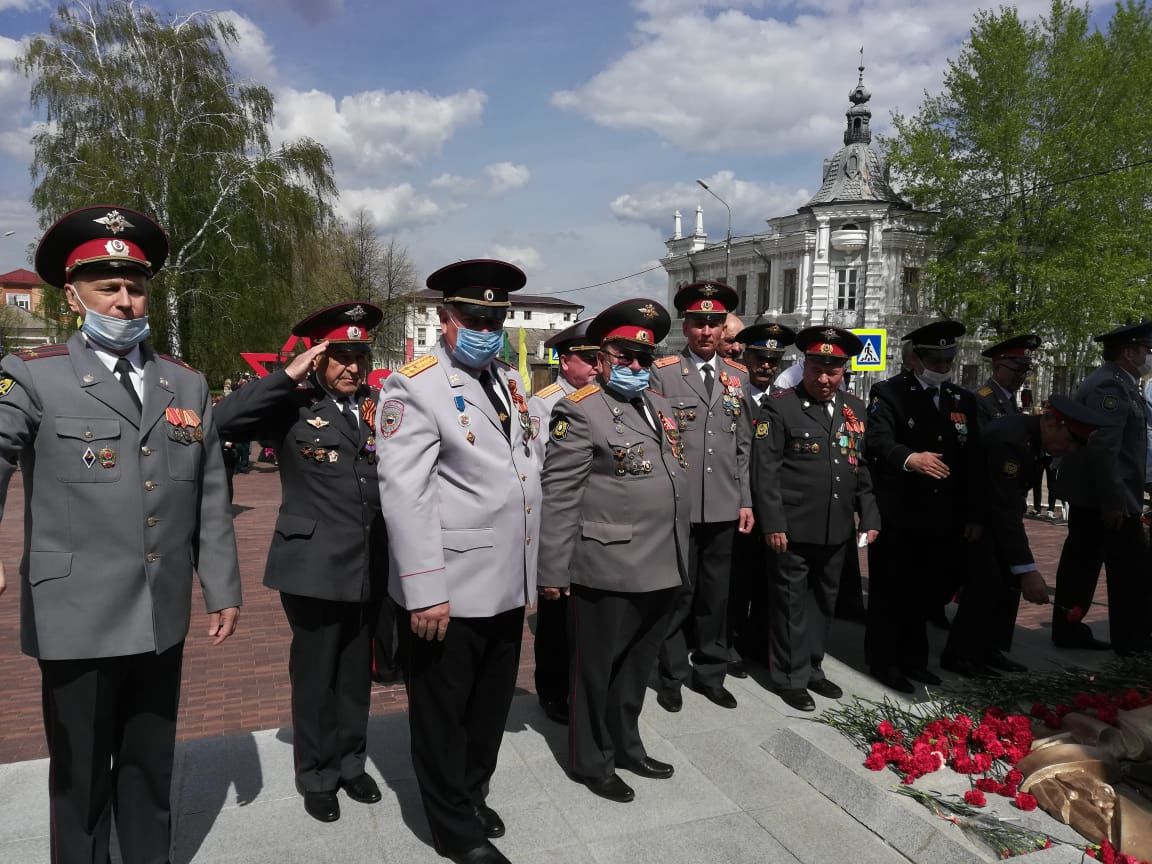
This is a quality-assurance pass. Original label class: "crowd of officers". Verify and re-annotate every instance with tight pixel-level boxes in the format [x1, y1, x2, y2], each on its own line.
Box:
[1, 204, 1150, 864]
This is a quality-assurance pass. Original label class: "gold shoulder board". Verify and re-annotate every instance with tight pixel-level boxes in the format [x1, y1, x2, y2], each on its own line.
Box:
[723, 358, 748, 373]
[977, 386, 993, 397]
[653, 356, 679, 368]
[567, 384, 601, 403]
[398, 355, 438, 378]
[536, 382, 562, 399]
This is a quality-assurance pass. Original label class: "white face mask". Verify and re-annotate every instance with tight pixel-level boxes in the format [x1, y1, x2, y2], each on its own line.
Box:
[919, 367, 952, 387]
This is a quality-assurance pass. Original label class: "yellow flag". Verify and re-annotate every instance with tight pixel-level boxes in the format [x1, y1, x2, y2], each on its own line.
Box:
[518, 326, 531, 395]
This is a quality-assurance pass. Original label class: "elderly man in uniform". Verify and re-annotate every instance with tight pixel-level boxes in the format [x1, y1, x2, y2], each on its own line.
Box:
[377, 259, 541, 864]
[753, 326, 880, 711]
[0, 206, 241, 864]
[864, 320, 982, 693]
[651, 281, 754, 711]
[728, 321, 795, 670]
[942, 396, 1112, 676]
[214, 302, 386, 822]
[539, 299, 688, 803]
[1051, 322, 1152, 655]
[527, 319, 598, 727]
[975, 334, 1041, 426]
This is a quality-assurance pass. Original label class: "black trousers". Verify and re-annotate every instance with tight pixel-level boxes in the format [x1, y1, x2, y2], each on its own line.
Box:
[280, 593, 374, 793]
[945, 536, 1022, 662]
[372, 594, 401, 680]
[768, 542, 846, 689]
[865, 529, 969, 672]
[39, 641, 184, 864]
[658, 520, 735, 690]
[534, 593, 569, 705]
[405, 607, 524, 855]
[728, 531, 771, 663]
[1052, 506, 1151, 651]
[568, 585, 675, 781]
[834, 540, 866, 616]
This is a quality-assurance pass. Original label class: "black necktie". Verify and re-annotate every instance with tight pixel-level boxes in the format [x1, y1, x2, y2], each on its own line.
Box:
[113, 357, 142, 413]
[701, 362, 715, 396]
[631, 398, 656, 433]
[343, 399, 359, 438]
[479, 370, 511, 437]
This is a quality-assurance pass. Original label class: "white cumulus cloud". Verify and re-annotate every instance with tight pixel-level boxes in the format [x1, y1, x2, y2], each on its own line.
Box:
[216, 11, 279, 85]
[485, 162, 531, 195]
[339, 185, 448, 233]
[428, 173, 477, 194]
[488, 244, 542, 272]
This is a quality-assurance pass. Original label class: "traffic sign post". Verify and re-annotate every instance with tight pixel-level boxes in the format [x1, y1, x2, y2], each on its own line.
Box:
[850, 329, 886, 373]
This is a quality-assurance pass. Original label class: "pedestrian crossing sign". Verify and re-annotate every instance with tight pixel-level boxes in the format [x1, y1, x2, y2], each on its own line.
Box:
[850, 329, 886, 372]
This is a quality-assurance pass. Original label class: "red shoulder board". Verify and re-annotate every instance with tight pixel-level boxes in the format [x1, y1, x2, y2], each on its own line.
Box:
[647, 387, 664, 397]
[14, 343, 69, 361]
[723, 358, 747, 373]
[158, 353, 195, 370]
[653, 356, 679, 368]
[771, 388, 793, 399]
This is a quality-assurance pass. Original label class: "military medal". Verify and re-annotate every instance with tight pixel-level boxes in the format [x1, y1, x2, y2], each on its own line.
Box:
[97, 447, 116, 469]
[466, 431, 476, 445]
[950, 411, 968, 444]
[507, 379, 533, 442]
[82, 446, 97, 469]
[842, 405, 864, 467]
[718, 371, 743, 417]
[611, 405, 624, 434]
[306, 416, 330, 428]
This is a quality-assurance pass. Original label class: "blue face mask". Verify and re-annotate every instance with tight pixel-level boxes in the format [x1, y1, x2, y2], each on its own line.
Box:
[451, 324, 504, 369]
[607, 365, 650, 396]
[72, 290, 150, 351]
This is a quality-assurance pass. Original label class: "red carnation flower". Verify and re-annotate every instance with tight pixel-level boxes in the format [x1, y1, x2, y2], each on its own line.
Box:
[1066, 605, 1085, 623]
[963, 789, 987, 807]
[863, 753, 886, 771]
[1013, 792, 1038, 811]
[975, 778, 1000, 793]
[1005, 769, 1023, 786]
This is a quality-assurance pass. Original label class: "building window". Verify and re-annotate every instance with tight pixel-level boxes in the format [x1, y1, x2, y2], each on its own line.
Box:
[756, 269, 770, 313]
[563, 312, 572, 321]
[417, 306, 426, 316]
[6, 294, 30, 310]
[523, 310, 532, 320]
[417, 327, 427, 346]
[734, 274, 747, 315]
[782, 268, 798, 314]
[508, 310, 515, 319]
[902, 267, 921, 314]
[836, 269, 858, 311]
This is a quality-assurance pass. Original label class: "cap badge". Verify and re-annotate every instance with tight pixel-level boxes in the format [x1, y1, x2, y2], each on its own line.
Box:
[700, 284, 718, 297]
[699, 299, 714, 312]
[938, 338, 948, 346]
[638, 303, 659, 319]
[819, 343, 834, 355]
[766, 340, 778, 349]
[104, 239, 129, 257]
[346, 325, 362, 340]
[483, 288, 495, 302]
[821, 328, 838, 339]
[93, 210, 133, 234]
[345, 305, 366, 321]
[636, 330, 651, 343]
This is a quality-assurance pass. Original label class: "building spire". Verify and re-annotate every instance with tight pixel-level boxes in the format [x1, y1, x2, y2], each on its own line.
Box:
[844, 49, 872, 145]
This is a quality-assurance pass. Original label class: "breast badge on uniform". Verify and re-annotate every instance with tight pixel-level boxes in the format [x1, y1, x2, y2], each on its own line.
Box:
[97, 447, 117, 469]
[755, 420, 770, 439]
[0, 377, 14, 399]
[613, 444, 652, 476]
[380, 399, 405, 439]
[950, 411, 969, 444]
[82, 446, 97, 469]
[306, 416, 330, 428]
[1003, 460, 1020, 477]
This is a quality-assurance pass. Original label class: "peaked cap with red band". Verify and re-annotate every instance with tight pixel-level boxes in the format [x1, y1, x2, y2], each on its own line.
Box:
[292, 301, 382, 345]
[35, 205, 169, 289]
[588, 298, 671, 349]
[795, 325, 863, 361]
[982, 333, 1040, 364]
[674, 281, 738, 318]
[1047, 393, 1112, 444]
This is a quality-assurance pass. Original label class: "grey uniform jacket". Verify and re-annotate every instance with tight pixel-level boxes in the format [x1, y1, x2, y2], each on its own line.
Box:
[527, 378, 575, 462]
[214, 370, 386, 603]
[0, 333, 241, 660]
[1054, 362, 1146, 515]
[538, 382, 688, 593]
[650, 351, 752, 524]
[376, 343, 542, 617]
[975, 379, 1017, 427]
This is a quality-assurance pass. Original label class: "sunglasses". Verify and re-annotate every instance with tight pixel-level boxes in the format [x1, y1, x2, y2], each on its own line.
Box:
[603, 348, 655, 367]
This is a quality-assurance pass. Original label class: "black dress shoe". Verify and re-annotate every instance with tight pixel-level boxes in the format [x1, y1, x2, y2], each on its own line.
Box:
[870, 666, 915, 694]
[584, 774, 635, 803]
[539, 697, 569, 725]
[656, 688, 682, 713]
[807, 678, 843, 699]
[619, 756, 674, 779]
[940, 655, 999, 679]
[687, 679, 738, 709]
[985, 651, 1027, 673]
[901, 666, 942, 686]
[774, 688, 816, 712]
[928, 608, 952, 630]
[1053, 635, 1111, 650]
[446, 841, 512, 864]
[474, 802, 505, 838]
[342, 773, 381, 804]
[303, 790, 340, 822]
[371, 665, 403, 685]
[727, 661, 749, 679]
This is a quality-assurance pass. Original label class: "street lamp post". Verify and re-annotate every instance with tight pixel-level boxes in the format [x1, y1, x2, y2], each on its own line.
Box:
[696, 179, 732, 285]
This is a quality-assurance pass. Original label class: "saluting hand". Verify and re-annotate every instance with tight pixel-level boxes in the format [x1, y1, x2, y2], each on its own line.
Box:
[412, 602, 450, 641]
[208, 607, 239, 645]
[284, 340, 331, 382]
[906, 451, 950, 479]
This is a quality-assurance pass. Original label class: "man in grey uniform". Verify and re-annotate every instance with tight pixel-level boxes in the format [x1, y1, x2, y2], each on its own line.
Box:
[539, 298, 688, 804]
[527, 318, 598, 726]
[0, 206, 241, 864]
[651, 281, 754, 711]
[376, 259, 541, 864]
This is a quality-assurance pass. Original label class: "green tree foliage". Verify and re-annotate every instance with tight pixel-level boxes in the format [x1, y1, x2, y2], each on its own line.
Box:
[886, 0, 1152, 366]
[20, 0, 337, 382]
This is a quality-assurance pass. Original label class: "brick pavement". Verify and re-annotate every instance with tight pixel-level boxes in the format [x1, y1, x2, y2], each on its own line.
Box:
[0, 468, 1108, 766]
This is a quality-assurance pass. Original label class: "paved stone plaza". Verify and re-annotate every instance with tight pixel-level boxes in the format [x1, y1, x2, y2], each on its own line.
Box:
[0, 466, 1107, 863]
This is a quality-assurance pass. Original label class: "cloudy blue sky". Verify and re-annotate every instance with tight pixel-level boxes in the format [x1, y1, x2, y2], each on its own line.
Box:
[0, 0, 1085, 315]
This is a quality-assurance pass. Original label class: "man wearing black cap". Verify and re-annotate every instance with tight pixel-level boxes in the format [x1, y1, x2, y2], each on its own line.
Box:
[863, 319, 982, 693]
[214, 302, 387, 822]
[651, 281, 754, 711]
[376, 259, 540, 864]
[942, 396, 1111, 676]
[975, 334, 1041, 426]
[1050, 322, 1152, 654]
[728, 321, 795, 667]
[538, 298, 688, 803]
[527, 319, 599, 726]
[0, 206, 241, 864]
[753, 327, 880, 711]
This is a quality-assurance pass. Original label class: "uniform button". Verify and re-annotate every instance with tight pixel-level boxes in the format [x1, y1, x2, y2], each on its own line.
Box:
[526, 506, 532, 514]
[84, 431, 93, 440]
[146, 553, 158, 563]
[803, 432, 810, 438]
[707, 448, 714, 454]
[521, 474, 528, 482]
[526, 537, 532, 546]
[709, 411, 715, 417]
[144, 480, 155, 491]
[707, 430, 715, 436]
[835, 477, 841, 482]
[141, 446, 151, 456]
[671, 472, 676, 477]
[360, 477, 366, 484]
[833, 458, 839, 464]
[706, 467, 713, 473]
[147, 517, 158, 527]
[833, 493, 839, 499]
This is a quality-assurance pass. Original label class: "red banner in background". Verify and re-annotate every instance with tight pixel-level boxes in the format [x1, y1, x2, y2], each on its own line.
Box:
[239, 334, 390, 385]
